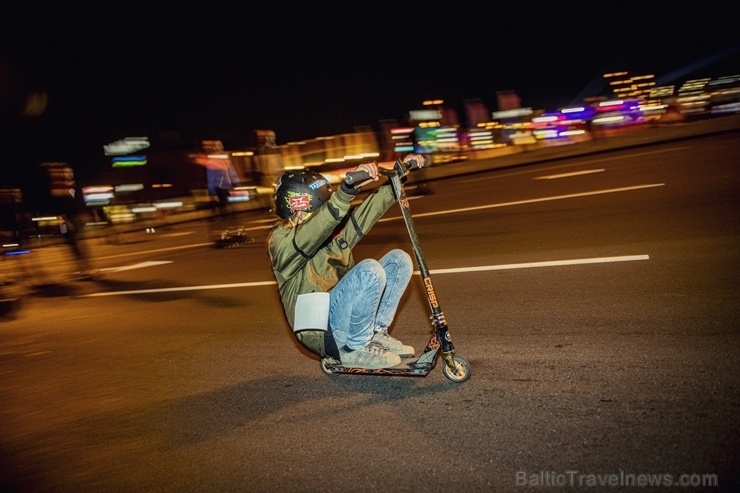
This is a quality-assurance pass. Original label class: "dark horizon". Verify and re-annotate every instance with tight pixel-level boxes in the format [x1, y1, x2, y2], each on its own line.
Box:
[1, 4, 738, 187]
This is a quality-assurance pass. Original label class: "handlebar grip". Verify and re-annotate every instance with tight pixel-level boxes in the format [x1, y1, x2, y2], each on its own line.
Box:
[344, 170, 372, 185]
[405, 155, 430, 170]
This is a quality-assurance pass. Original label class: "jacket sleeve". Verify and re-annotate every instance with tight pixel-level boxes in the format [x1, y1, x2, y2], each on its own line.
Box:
[338, 183, 396, 248]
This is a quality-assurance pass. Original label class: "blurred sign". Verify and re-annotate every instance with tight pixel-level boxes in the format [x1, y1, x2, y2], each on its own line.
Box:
[492, 107, 533, 120]
[409, 109, 442, 121]
[111, 155, 148, 167]
[104, 137, 151, 156]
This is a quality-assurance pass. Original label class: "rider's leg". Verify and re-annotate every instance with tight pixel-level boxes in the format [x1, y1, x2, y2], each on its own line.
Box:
[328, 258, 384, 350]
[374, 249, 413, 331]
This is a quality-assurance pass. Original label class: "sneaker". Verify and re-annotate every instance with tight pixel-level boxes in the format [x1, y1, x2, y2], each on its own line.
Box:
[372, 330, 415, 357]
[339, 342, 401, 369]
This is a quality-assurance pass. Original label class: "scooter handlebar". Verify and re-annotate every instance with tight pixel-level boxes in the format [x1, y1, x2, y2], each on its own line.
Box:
[343, 170, 372, 185]
[402, 154, 430, 170]
[344, 155, 429, 186]
[343, 167, 398, 186]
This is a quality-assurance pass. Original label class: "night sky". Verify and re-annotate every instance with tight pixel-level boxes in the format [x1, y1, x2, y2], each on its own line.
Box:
[1, 3, 738, 186]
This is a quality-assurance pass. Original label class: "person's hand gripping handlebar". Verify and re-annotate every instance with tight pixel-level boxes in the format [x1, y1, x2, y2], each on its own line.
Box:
[344, 154, 430, 188]
[400, 154, 430, 171]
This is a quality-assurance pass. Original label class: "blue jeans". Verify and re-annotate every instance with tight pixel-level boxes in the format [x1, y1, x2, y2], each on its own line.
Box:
[329, 249, 413, 351]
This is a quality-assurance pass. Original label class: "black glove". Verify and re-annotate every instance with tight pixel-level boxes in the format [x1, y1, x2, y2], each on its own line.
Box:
[340, 181, 362, 195]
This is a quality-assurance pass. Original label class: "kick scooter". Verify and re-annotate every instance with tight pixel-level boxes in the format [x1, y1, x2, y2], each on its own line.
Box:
[320, 158, 472, 383]
[213, 227, 256, 249]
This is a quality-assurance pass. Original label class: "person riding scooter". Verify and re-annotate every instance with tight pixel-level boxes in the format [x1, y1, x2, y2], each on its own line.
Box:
[267, 155, 429, 369]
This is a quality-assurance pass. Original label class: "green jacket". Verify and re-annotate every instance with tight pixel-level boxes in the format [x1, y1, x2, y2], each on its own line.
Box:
[268, 183, 396, 356]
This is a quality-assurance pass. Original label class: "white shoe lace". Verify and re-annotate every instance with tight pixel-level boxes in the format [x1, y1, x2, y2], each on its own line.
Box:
[374, 330, 400, 346]
[363, 341, 388, 355]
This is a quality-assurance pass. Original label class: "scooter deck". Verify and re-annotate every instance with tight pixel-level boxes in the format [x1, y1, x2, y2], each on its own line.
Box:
[321, 353, 438, 377]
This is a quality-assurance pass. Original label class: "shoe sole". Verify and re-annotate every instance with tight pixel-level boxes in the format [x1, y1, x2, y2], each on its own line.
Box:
[339, 355, 402, 369]
[393, 353, 414, 358]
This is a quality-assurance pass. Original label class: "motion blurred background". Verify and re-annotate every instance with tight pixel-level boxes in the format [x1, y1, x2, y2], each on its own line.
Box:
[1, 3, 738, 233]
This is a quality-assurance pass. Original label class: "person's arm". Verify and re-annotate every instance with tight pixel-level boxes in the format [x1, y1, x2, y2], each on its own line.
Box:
[338, 154, 429, 248]
[269, 187, 355, 278]
[336, 185, 395, 249]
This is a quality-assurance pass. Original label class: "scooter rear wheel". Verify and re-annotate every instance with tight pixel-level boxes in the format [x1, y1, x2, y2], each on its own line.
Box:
[320, 357, 340, 376]
[442, 355, 471, 383]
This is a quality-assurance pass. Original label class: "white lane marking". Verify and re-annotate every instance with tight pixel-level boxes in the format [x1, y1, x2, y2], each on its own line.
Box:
[416, 255, 649, 275]
[81, 255, 648, 297]
[82, 280, 277, 297]
[97, 261, 173, 272]
[93, 223, 274, 261]
[380, 183, 665, 221]
[95, 243, 213, 261]
[461, 146, 692, 182]
[534, 169, 605, 180]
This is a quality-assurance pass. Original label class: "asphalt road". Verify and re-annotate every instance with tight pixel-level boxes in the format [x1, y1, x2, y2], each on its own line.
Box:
[0, 132, 738, 492]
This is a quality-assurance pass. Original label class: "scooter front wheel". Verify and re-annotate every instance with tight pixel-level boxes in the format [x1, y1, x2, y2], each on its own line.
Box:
[442, 355, 471, 383]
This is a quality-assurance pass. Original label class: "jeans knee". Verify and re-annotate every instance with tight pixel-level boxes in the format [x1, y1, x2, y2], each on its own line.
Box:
[382, 249, 413, 276]
[355, 258, 386, 286]
[397, 249, 413, 268]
